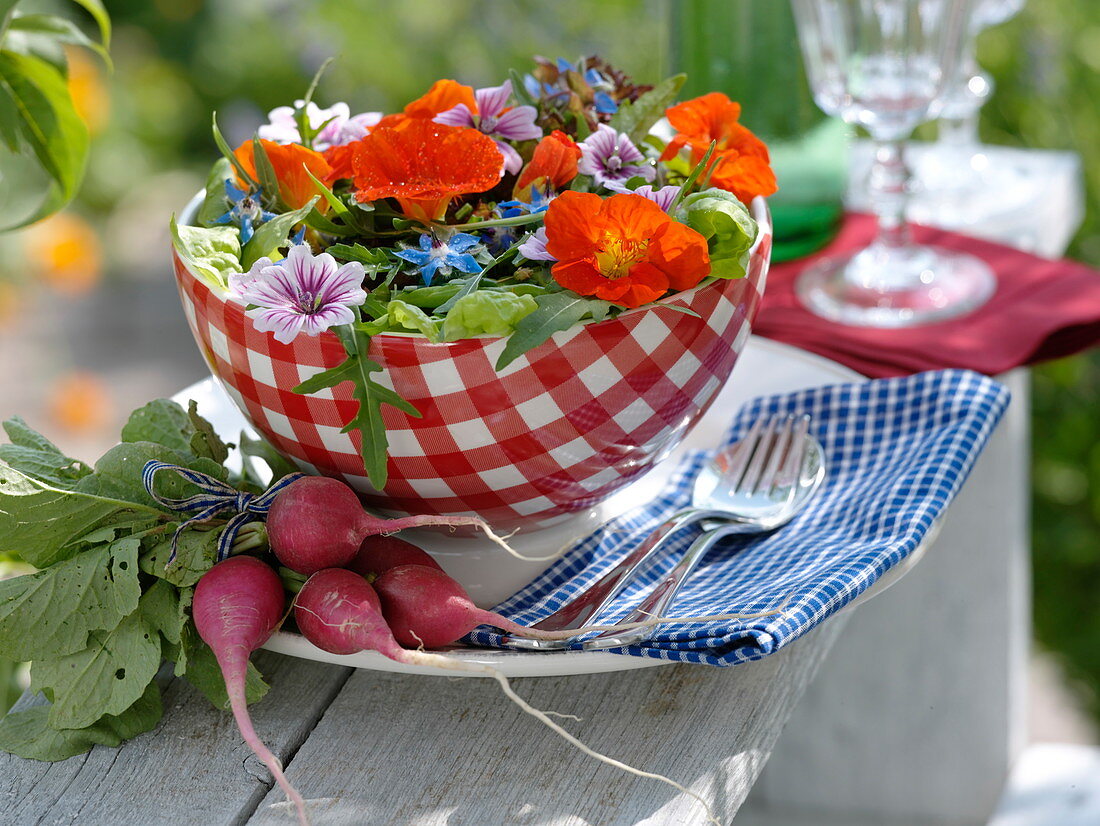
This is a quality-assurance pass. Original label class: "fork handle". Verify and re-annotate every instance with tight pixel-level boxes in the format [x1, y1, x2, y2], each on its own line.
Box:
[580, 522, 754, 651]
[503, 507, 730, 650]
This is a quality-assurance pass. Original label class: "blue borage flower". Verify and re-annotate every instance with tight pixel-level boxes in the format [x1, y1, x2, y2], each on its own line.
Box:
[394, 233, 483, 286]
[213, 180, 276, 244]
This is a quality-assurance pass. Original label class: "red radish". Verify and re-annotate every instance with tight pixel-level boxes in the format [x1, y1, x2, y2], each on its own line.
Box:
[192, 556, 309, 826]
[267, 476, 536, 575]
[349, 535, 442, 580]
[374, 564, 572, 647]
[292, 567, 722, 826]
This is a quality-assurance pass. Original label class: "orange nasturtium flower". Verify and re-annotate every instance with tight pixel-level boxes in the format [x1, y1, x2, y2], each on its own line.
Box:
[326, 80, 478, 182]
[662, 92, 777, 205]
[515, 130, 582, 197]
[543, 192, 711, 309]
[234, 139, 332, 212]
[350, 119, 503, 223]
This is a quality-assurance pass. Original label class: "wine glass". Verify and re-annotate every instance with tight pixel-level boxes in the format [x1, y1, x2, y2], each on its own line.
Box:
[910, 0, 1027, 227]
[791, 0, 994, 328]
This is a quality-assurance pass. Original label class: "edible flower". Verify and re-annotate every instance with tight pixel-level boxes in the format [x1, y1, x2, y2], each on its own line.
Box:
[515, 130, 582, 195]
[233, 139, 333, 211]
[584, 67, 619, 114]
[517, 227, 554, 261]
[394, 232, 483, 286]
[434, 80, 542, 174]
[577, 125, 654, 189]
[229, 244, 367, 344]
[259, 100, 382, 151]
[212, 179, 277, 244]
[350, 119, 503, 222]
[661, 92, 777, 204]
[603, 183, 681, 212]
[543, 191, 710, 308]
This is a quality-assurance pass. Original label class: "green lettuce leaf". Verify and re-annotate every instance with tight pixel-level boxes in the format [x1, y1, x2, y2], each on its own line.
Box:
[170, 217, 241, 290]
[387, 299, 440, 341]
[675, 188, 758, 279]
[443, 291, 538, 342]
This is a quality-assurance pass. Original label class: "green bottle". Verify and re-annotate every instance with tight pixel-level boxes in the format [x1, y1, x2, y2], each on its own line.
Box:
[669, 0, 847, 261]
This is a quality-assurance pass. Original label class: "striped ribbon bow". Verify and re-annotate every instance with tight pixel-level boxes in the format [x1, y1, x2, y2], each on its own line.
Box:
[142, 460, 304, 563]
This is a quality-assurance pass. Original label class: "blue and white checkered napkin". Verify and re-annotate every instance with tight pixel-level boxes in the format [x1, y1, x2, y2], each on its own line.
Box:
[469, 369, 1011, 666]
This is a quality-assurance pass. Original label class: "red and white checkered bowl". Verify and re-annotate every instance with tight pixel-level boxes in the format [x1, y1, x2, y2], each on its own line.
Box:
[173, 198, 771, 530]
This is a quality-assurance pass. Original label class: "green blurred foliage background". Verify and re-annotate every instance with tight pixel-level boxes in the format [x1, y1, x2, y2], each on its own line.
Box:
[2, 0, 1100, 723]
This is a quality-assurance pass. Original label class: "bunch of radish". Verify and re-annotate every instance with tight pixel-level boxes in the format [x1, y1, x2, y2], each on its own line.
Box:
[193, 475, 730, 826]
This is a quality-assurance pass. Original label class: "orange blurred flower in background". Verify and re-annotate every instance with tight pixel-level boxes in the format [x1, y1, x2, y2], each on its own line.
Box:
[515, 130, 582, 196]
[662, 92, 777, 205]
[66, 48, 109, 134]
[350, 119, 503, 222]
[48, 371, 112, 433]
[543, 191, 711, 309]
[233, 139, 332, 211]
[24, 213, 103, 296]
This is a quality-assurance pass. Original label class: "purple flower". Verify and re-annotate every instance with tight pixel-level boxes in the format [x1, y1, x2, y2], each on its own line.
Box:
[603, 183, 681, 212]
[394, 232, 483, 286]
[578, 125, 654, 188]
[230, 245, 367, 344]
[517, 227, 555, 262]
[259, 101, 382, 152]
[435, 80, 541, 175]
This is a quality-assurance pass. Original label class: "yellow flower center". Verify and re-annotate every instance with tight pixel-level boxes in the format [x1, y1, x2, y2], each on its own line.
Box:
[594, 233, 649, 280]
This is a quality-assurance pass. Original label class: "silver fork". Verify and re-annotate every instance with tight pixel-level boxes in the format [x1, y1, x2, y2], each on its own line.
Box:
[503, 414, 824, 651]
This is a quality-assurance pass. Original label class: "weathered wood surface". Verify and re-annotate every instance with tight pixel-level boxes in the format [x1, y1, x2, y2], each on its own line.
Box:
[243, 620, 849, 826]
[0, 653, 352, 826]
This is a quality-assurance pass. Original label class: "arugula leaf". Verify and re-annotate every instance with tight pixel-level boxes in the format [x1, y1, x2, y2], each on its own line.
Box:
[179, 623, 269, 709]
[396, 283, 463, 309]
[195, 158, 233, 227]
[326, 243, 391, 266]
[31, 604, 162, 730]
[0, 535, 142, 661]
[609, 73, 686, 145]
[211, 112, 256, 188]
[170, 217, 241, 290]
[335, 327, 421, 489]
[292, 358, 356, 396]
[250, 136, 281, 210]
[0, 460, 162, 567]
[240, 197, 319, 269]
[496, 292, 607, 370]
[0, 682, 161, 762]
[0, 416, 91, 489]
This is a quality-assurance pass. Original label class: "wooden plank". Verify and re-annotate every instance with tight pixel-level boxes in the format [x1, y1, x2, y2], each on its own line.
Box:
[740, 370, 1030, 825]
[246, 619, 850, 826]
[0, 652, 351, 826]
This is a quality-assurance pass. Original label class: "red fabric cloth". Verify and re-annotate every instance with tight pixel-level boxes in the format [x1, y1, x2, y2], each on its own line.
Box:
[754, 213, 1100, 378]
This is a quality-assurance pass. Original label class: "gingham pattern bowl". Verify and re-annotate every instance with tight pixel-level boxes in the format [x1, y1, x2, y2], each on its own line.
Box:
[172, 197, 771, 530]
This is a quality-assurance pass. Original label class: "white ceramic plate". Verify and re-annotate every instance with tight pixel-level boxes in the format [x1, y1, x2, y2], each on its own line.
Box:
[175, 337, 927, 678]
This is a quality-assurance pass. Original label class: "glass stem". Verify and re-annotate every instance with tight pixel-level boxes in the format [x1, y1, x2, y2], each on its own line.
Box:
[868, 139, 911, 253]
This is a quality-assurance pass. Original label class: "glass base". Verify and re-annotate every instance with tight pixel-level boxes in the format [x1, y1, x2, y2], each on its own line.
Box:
[796, 244, 996, 328]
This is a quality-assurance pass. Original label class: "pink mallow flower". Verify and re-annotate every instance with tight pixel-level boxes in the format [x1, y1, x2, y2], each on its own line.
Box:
[517, 227, 555, 262]
[230, 244, 367, 344]
[259, 101, 382, 152]
[603, 183, 681, 212]
[578, 124, 655, 188]
[434, 80, 542, 175]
